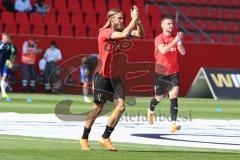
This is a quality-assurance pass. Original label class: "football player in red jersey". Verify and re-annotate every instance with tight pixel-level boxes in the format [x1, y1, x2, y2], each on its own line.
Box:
[147, 17, 186, 133]
[80, 6, 144, 151]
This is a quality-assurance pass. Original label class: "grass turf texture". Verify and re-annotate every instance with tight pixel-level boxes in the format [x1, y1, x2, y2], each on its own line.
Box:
[0, 93, 240, 160]
[0, 93, 240, 119]
[0, 134, 239, 160]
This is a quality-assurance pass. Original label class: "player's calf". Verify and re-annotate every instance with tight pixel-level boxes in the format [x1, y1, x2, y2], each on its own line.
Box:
[169, 98, 181, 133]
[147, 97, 159, 125]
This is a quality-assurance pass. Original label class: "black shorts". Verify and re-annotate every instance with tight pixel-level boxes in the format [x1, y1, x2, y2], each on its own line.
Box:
[155, 73, 180, 96]
[93, 73, 125, 104]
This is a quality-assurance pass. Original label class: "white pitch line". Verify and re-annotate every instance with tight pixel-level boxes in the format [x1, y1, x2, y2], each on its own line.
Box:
[0, 135, 239, 153]
[1, 113, 240, 151]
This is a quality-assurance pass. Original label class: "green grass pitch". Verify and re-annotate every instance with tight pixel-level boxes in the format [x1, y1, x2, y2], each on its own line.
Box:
[0, 93, 240, 160]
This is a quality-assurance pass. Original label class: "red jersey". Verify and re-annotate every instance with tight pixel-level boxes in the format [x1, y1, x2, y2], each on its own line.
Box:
[97, 28, 121, 78]
[154, 33, 179, 75]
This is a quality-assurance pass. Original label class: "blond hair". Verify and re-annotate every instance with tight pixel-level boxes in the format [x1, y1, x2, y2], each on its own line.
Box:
[99, 9, 122, 31]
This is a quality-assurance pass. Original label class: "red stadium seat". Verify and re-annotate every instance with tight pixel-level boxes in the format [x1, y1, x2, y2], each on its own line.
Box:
[164, 6, 176, 17]
[144, 27, 154, 39]
[75, 26, 87, 37]
[107, 0, 120, 10]
[238, 23, 240, 32]
[206, 20, 216, 31]
[208, 0, 217, 6]
[198, 33, 210, 43]
[184, 33, 196, 42]
[0, 23, 3, 33]
[200, 7, 211, 18]
[147, 5, 162, 19]
[54, 0, 67, 10]
[215, 20, 226, 32]
[228, 0, 238, 6]
[222, 9, 233, 20]
[47, 25, 59, 36]
[123, 13, 131, 26]
[30, 0, 35, 5]
[182, 20, 195, 30]
[226, 21, 238, 32]
[3, 0, 236, 40]
[15, 13, 29, 25]
[61, 26, 73, 36]
[185, 0, 196, 5]
[94, 0, 107, 13]
[141, 18, 151, 29]
[179, 6, 190, 16]
[18, 24, 31, 35]
[84, 12, 97, 26]
[87, 26, 99, 37]
[221, 33, 231, 43]
[33, 25, 45, 35]
[211, 33, 221, 43]
[121, 4, 131, 15]
[98, 15, 107, 26]
[151, 17, 162, 29]
[71, 13, 84, 27]
[232, 9, 240, 20]
[188, 6, 201, 18]
[81, 0, 94, 11]
[57, 13, 70, 27]
[4, 24, 17, 34]
[211, 8, 222, 19]
[232, 35, 240, 43]
[195, 19, 207, 30]
[45, 0, 53, 6]
[194, 0, 208, 5]
[217, 0, 229, 6]
[30, 14, 43, 26]
[1, 11, 15, 25]
[169, 0, 188, 4]
[153, 26, 163, 36]
[68, 0, 81, 13]
[43, 13, 57, 26]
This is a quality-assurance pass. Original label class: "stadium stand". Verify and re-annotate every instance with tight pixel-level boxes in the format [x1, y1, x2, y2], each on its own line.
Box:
[0, 0, 239, 44]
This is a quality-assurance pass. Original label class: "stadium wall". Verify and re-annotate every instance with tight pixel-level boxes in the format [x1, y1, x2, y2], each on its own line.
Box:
[12, 35, 240, 96]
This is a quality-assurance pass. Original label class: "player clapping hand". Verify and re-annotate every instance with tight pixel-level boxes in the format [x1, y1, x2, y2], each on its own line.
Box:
[131, 5, 139, 20]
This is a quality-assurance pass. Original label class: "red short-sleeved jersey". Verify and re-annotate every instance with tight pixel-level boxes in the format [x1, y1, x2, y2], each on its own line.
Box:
[97, 28, 119, 78]
[154, 33, 179, 75]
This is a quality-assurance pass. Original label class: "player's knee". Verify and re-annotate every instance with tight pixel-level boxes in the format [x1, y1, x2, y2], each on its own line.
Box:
[155, 95, 163, 102]
[169, 92, 178, 99]
[169, 87, 179, 98]
[119, 106, 125, 113]
[116, 104, 125, 113]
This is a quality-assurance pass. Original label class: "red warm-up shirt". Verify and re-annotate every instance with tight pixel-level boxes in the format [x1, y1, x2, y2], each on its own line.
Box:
[97, 28, 122, 78]
[154, 33, 179, 75]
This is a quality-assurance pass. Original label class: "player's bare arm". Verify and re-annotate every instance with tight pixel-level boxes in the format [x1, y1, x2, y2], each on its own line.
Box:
[157, 37, 178, 54]
[177, 32, 186, 55]
[111, 6, 139, 39]
[157, 32, 183, 54]
[130, 6, 145, 38]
